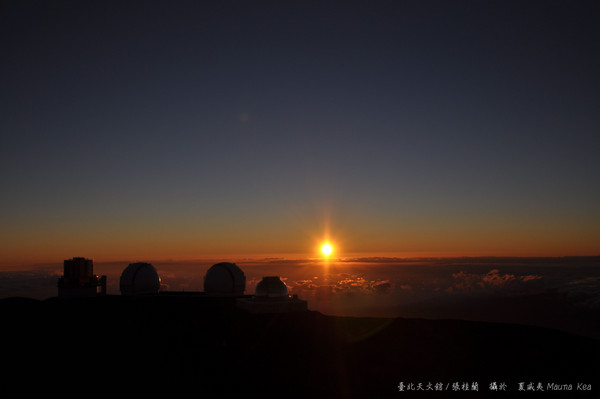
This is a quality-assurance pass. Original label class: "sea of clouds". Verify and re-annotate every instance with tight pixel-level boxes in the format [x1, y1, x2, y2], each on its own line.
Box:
[2, 257, 599, 338]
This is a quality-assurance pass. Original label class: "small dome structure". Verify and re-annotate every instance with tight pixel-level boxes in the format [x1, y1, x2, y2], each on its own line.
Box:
[254, 276, 289, 299]
[120, 262, 161, 295]
[204, 262, 246, 296]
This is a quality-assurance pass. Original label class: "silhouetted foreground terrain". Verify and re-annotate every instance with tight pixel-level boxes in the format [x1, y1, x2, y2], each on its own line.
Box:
[2, 295, 599, 397]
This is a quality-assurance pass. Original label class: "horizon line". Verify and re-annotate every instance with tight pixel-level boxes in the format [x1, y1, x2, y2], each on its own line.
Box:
[2, 254, 599, 270]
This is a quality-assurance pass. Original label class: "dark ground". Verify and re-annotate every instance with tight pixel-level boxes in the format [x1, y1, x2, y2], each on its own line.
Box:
[1, 295, 598, 398]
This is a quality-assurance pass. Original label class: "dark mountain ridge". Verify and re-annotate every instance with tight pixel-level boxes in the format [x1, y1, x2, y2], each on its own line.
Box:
[2, 295, 598, 397]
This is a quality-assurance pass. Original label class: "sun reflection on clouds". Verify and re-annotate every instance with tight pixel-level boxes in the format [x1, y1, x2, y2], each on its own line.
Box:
[290, 272, 393, 297]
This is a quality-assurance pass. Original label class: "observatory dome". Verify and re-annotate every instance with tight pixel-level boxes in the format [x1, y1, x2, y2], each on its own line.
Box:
[204, 262, 246, 296]
[120, 262, 161, 295]
[254, 276, 289, 299]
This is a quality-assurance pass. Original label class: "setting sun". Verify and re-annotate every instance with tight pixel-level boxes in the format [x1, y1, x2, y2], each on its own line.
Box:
[321, 242, 333, 257]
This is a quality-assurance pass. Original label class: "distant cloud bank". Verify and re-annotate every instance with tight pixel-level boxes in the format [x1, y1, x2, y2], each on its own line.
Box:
[1, 257, 599, 338]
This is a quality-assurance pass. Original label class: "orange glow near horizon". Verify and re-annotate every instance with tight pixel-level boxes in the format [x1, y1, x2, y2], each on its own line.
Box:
[2, 248, 600, 269]
[1, 213, 599, 268]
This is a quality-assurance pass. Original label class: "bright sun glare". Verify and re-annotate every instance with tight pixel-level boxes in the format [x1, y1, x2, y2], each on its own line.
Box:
[321, 242, 333, 257]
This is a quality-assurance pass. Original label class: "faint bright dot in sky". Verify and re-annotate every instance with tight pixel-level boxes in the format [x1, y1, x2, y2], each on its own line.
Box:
[239, 112, 251, 123]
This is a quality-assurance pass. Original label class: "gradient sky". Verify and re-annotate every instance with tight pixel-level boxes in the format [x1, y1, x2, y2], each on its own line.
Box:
[1, 0, 599, 265]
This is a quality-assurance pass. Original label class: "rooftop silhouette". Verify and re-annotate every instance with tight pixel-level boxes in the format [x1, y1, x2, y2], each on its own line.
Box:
[57, 257, 106, 298]
[56, 257, 309, 314]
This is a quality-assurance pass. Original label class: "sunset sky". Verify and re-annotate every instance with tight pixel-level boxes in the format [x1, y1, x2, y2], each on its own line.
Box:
[1, 1, 599, 266]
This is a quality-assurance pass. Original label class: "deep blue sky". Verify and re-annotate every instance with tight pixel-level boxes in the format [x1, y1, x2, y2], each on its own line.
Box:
[1, 0, 599, 263]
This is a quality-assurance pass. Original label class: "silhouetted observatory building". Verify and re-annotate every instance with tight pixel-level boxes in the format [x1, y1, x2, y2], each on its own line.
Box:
[57, 258, 307, 313]
[203, 262, 307, 313]
[204, 262, 246, 297]
[57, 257, 106, 298]
[236, 276, 307, 314]
[120, 262, 161, 295]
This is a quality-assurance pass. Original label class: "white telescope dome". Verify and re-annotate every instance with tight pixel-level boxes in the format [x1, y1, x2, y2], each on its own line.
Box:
[204, 262, 246, 296]
[120, 262, 161, 295]
[254, 276, 289, 299]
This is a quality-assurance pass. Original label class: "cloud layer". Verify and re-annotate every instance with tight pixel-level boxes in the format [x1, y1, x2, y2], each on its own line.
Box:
[2, 257, 599, 338]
